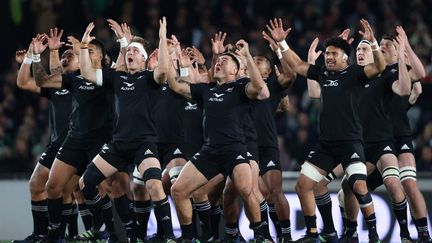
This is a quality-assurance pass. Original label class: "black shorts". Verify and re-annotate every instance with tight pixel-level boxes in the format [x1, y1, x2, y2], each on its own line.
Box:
[246, 141, 259, 162]
[38, 143, 61, 169]
[307, 141, 365, 173]
[394, 136, 414, 156]
[158, 143, 188, 168]
[364, 141, 396, 165]
[191, 144, 249, 181]
[366, 168, 384, 191]
[258, 146, 281, 176]
[56, 135, 109, 176]
[99, 141, 159, 172]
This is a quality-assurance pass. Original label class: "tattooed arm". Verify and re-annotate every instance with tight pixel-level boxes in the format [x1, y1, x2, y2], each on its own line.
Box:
[32, 34, 62, 88]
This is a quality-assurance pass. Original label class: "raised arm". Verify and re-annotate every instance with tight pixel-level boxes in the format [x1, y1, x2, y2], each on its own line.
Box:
[209, 32, 227, 80]
[262, 31, 296, 87]
[48, 28, 65, 76]
[166, 47, 192, 100]
[396, 26, 426, 81]
[79, 22, 98, 83]
[235, 39, 269, 100]
[359, 19, 386, 79]
[266, 18, 310, 77]
[16, 45, 40, 93]
[391, 36, 411, 96]
[154, 17, 170, 85]
[107, 19, 128, 72]
[306, 37, 322, 98]
[31, 34, 62, 88]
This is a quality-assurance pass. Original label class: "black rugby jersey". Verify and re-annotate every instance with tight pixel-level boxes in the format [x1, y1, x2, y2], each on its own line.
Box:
[360, 63, 398, 142]
[307, 64, 369, 142]
[190, 80, 250, 146]
[252, 75, 286, 147]
[154, 83, 187, 143]
[101, 69, 160, 142]
[40, 88, 72, 146]
[61, 71, 113, 139]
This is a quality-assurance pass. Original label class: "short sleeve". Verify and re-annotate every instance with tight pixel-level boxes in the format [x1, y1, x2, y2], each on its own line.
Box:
[190, 83, 207, 101]
[61, 73, 72, 90]
[39, 88, 52, 99]
[306, 64, 321, 81]
[267, 75, 285, 94]
[146, 71, 160, 91]
[101, 69, 116, 88]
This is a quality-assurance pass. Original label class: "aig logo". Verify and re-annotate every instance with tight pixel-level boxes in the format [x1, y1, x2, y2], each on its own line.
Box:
[323, 79, 339, 87]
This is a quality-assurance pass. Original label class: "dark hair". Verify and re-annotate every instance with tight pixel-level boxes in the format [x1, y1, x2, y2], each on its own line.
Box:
[324, 37, 351, 56]
[104, 49, 113, 69]
[90, 39, 107, 68]
[381, 34, 396, 42]
[221, 52, 240, 71]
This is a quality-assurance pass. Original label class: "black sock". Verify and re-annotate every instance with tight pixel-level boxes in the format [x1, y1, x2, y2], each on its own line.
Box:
[78, 203, 93, 231]
[210, 205, 222, 239]
[225, 222, 239, 239]
[47, 197, 63, 240]
[315, 192, 336, 233]
[194, 200, 212, 238]
[259, 200, 271, 239]
[181, 223, 194, 240]
[345, 220, 358, 236]
[82, 186, 104, 230]
[68, 203, 79, 237]
[59, 203, 72, 238]
[100, 195, 115, 234]
[365, 213, 378, 237]
[134, 200, 152, 238]
[31, 199, 48, 236]
[279, 219, 292, 240]
[268, 203, 281, 238]
[114, 195, 137, 238]
[414, 217, 430, 240]
[250, 221, 264, 239]
[392, 198, 410, 238]
[304, 215, 318, 237]
[192, 204, 199, 238]
[153, 197, 174, 238]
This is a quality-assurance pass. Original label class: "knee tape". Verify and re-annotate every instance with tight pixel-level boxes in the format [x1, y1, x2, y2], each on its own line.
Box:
[382, 166, 399, 181]
[399, 166, 417, 182]
[132, 166, 145, 185]
[168, 166, 183, 183]
[347, 173, 372, 208]
[345, 162, 367, 178]
[300, 162, 324, 182]
[142, 167, 162, 182]
[81, 163, 106, 203]
[325, 170, 337, 182]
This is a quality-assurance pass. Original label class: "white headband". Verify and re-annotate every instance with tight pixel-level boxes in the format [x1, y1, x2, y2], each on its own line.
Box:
[128, 42, 148, 60]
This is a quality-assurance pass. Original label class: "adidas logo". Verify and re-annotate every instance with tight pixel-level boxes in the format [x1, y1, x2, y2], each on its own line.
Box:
[236, 155, 245, 160]
[383, 146, 392, 151]
[246, 152, 252, 157]
[350, 153, 360, 159]
[144, 149, 153, 155]
[267, 161, 276, 167]
[173, 148, 182, 155]
[401, 144, 410, 150]
[162, 216, 170, 221]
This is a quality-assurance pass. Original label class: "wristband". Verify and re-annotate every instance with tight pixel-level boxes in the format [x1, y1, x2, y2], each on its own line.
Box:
[278, 40, 290, 52]
[118, 36, 128, 48]
[371, 40, 379, 51]
[80, 42, 89, 49]
[276, 48, 282, 59]
[180, 67, 189, 77]
[32, 53, 41, 63]
[23, 56, 32, 65]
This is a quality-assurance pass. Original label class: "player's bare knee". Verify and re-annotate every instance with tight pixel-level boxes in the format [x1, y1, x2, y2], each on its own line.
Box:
[45, 179, 62, 197]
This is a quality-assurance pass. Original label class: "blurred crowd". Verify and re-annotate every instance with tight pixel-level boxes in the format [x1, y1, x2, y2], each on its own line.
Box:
[1, 0, 432, 174]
